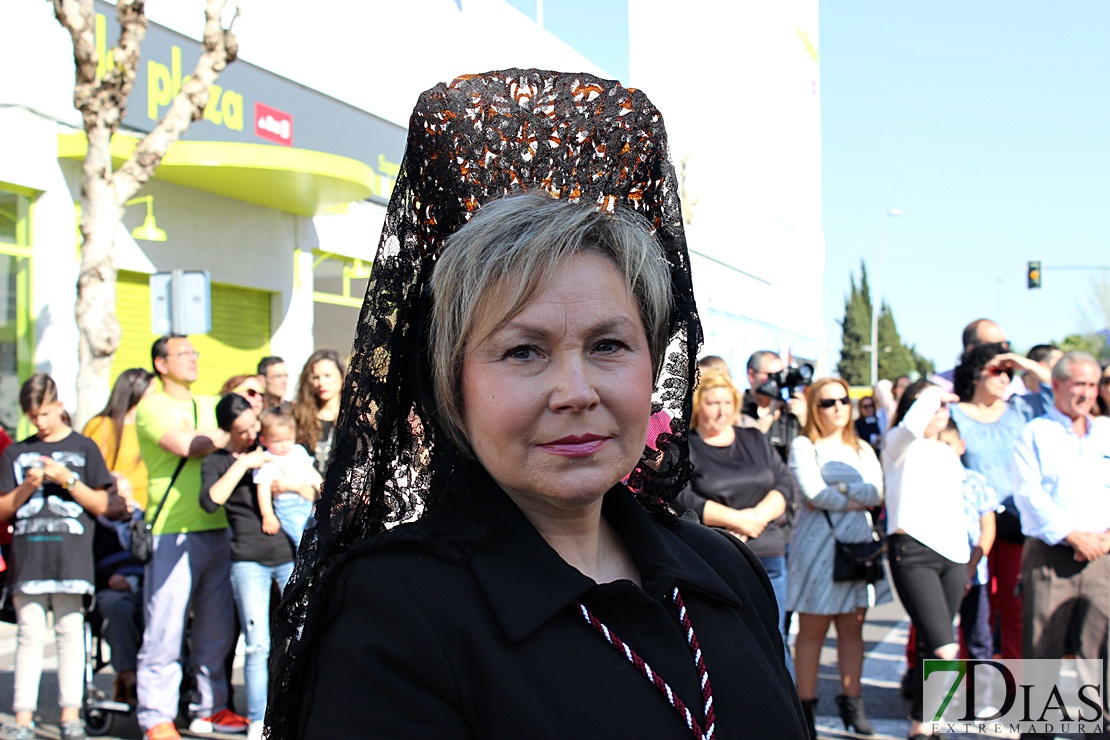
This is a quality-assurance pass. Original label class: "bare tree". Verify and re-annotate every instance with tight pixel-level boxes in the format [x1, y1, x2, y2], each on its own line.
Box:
[52, 0, 238, 427]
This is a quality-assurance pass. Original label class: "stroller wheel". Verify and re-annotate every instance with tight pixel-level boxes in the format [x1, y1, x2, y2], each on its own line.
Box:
[82, 705, 114, 737]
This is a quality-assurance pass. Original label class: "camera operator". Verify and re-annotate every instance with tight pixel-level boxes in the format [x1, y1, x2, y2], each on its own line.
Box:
[741, 351, 809, 462]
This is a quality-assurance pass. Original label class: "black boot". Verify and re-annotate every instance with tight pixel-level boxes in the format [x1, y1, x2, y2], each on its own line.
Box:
[800, 698, 818, 740]
[836, 694, 874, 736]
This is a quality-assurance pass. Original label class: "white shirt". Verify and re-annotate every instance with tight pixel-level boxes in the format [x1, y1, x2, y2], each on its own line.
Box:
[253, 444, 318, 496]
[1012, 407, 1110, 546]
[882, 387, 969, 563]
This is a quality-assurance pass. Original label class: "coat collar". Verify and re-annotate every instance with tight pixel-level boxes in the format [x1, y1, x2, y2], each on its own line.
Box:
[466, 468, 742, 642]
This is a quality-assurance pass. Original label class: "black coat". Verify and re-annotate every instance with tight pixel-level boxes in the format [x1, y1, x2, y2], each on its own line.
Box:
[300, 471, 808, 738]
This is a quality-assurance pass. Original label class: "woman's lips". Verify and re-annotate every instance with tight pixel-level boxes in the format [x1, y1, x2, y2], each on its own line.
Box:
[540, 434, 609, 457]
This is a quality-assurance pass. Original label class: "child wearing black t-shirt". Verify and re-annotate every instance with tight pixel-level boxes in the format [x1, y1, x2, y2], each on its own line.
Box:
[0, 374, 113, 740]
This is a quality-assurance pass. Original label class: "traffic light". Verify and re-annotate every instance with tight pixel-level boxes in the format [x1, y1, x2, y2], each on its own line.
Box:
[1027, 260, 1042, 289]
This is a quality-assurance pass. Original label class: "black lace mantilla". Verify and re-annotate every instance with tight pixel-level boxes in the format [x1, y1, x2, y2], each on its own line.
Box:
[266, 68, 703, 738]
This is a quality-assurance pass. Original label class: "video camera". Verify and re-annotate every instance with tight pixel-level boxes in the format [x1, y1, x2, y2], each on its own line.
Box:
[755, 363, 814, 402]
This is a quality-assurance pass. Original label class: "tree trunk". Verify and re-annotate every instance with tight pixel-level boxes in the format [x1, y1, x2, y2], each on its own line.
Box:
[73, 176, 123, 429]
[56, 0, 238, 428]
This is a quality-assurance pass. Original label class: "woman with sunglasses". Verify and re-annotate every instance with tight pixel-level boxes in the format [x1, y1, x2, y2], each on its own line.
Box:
[951, 342, 1049, 662]
[787, 377, 888, 738]
[220, 374, 266, 417]
[854, 396, 883, 451]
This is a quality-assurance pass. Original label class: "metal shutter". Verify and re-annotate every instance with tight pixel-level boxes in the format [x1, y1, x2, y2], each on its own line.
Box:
[112, 270, 272, 395]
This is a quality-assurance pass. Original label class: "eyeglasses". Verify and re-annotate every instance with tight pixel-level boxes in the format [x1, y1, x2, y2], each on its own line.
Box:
[171, 350, 199, 360]
[817, 397, 851, 409]
[267, 373, 289, 380]
[984, 366, 1013, 378]
[1101, 377, 1110, 386]
[236, 387, 262, 398]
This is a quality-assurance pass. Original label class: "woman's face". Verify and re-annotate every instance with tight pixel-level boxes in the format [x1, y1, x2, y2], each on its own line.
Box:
[311, 360, 343, 403]
[814, 383, 851, 438]
[696, 387, 735, 438]
[1100, 366, 1110, 408]
[976, 356, 1013, 401]
[227, 409, 259, 452]
[858, 398, 875, 417]
[459, 253, 654, 518]
[234, 377, 265, 415]
[923, 400, 951, 439]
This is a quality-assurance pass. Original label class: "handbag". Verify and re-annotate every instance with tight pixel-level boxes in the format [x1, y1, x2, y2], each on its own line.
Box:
[130, 400, 196, 564]
[129, 457, 187, 564]
[823, 510, 885, 584]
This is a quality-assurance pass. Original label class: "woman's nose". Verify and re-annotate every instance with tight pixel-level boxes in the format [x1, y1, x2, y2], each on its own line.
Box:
[549, 356, 600, 412]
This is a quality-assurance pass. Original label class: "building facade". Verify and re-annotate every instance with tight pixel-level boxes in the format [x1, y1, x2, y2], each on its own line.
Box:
[0, 0, 824, 427]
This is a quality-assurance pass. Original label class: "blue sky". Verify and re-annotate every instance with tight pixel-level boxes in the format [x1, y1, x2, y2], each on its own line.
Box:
[820, 1, 1110, 371]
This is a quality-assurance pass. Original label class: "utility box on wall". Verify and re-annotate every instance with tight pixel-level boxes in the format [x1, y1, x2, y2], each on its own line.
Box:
[151, 270, 212, 335]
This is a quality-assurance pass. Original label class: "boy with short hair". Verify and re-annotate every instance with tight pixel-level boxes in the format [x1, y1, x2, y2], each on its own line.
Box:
[0, 373, 113, 740]
[254, 409, 321, 547]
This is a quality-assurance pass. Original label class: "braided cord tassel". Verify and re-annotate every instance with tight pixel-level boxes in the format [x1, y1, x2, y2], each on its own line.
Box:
[576, 587, 713, 740]
[673, 587, 716, 739]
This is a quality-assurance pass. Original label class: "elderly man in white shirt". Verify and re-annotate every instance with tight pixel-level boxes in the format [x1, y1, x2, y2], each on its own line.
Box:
[1013, 351, 1110, 739]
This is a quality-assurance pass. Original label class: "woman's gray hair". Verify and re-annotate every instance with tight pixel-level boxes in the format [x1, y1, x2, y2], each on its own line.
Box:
[429, 191, 673, 452]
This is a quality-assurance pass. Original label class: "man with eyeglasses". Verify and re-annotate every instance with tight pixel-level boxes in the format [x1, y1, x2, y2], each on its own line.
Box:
[135, 335, 248, 739]
[256, 356, 291, 412]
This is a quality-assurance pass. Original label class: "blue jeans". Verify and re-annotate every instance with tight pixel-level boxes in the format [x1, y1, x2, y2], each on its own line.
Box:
[229, 560, 295, 722]
[273, 493, 313, 548]
[759, 555, 794, 678]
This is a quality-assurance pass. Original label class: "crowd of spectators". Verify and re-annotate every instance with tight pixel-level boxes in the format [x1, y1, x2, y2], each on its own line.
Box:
[1, 316, 1108, 739]
[680, 317, 1110, 740]
[0, 340, 343, 740]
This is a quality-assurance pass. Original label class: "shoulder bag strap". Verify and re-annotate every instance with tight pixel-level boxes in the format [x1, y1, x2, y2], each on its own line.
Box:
[147, 399, 198, 528]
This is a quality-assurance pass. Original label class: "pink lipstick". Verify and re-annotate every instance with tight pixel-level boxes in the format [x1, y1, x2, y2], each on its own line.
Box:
[540, 434, 609, 457]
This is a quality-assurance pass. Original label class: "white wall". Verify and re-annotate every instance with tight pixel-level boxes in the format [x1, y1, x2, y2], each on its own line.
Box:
[134, 0, 609, 127]
[629, 0, 827, 377]
[1, 0, 829, 395]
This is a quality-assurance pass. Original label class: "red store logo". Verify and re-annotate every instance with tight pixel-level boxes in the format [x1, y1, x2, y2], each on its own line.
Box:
[255, 102, 293, 146]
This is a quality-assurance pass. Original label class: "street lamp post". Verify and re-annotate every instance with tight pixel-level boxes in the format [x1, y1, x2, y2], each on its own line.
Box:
[870, 208, 903, 386]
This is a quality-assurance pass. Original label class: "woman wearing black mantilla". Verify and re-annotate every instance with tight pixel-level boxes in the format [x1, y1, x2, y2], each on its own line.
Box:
[265, 69, 807, 739]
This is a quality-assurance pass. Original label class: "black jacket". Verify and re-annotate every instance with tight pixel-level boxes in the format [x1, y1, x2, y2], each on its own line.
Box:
[299, 471, 807, 738]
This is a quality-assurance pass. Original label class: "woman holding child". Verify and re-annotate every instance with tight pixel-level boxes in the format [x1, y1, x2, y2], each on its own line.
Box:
[200, 393, 295, 740]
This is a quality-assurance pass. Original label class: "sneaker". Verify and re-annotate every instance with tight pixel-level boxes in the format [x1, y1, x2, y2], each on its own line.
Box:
[60, 719, 87, 739]
[2, 724, 34, 740]
[189, 709, 249, 734]
[247, 721, 264, 740]
[146, 722, 181, 740]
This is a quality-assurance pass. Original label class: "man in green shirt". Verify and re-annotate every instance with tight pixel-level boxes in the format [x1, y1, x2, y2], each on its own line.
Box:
[134, 335, 248, 739]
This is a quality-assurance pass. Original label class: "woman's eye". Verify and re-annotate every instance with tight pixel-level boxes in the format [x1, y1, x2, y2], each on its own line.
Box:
[595, 338, 628, 354]
[505, 345, 538, 361]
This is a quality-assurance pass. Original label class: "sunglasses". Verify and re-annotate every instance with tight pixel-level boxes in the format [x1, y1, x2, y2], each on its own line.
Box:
[237, 387, 262, 398]
[817, 397, 851, 409]
[1101, 377, 1110, 387]
[985, 366, 1013, 378]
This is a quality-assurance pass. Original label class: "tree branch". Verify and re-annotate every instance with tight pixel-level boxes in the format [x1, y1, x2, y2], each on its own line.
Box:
[115, 0, 238, 201]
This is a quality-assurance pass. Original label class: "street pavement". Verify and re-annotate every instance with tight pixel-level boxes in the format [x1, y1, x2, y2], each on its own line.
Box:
[0, 621, 247, 739]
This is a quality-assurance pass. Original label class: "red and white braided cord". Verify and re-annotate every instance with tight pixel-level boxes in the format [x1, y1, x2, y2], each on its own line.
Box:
[576, 586, 716, 739]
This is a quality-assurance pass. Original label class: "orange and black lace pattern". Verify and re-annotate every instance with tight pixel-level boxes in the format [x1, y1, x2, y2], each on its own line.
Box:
[267, 69, 702, 738]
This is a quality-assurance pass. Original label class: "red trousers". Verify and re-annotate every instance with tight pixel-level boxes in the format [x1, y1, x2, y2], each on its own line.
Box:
[989, 539, 1023, 660]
